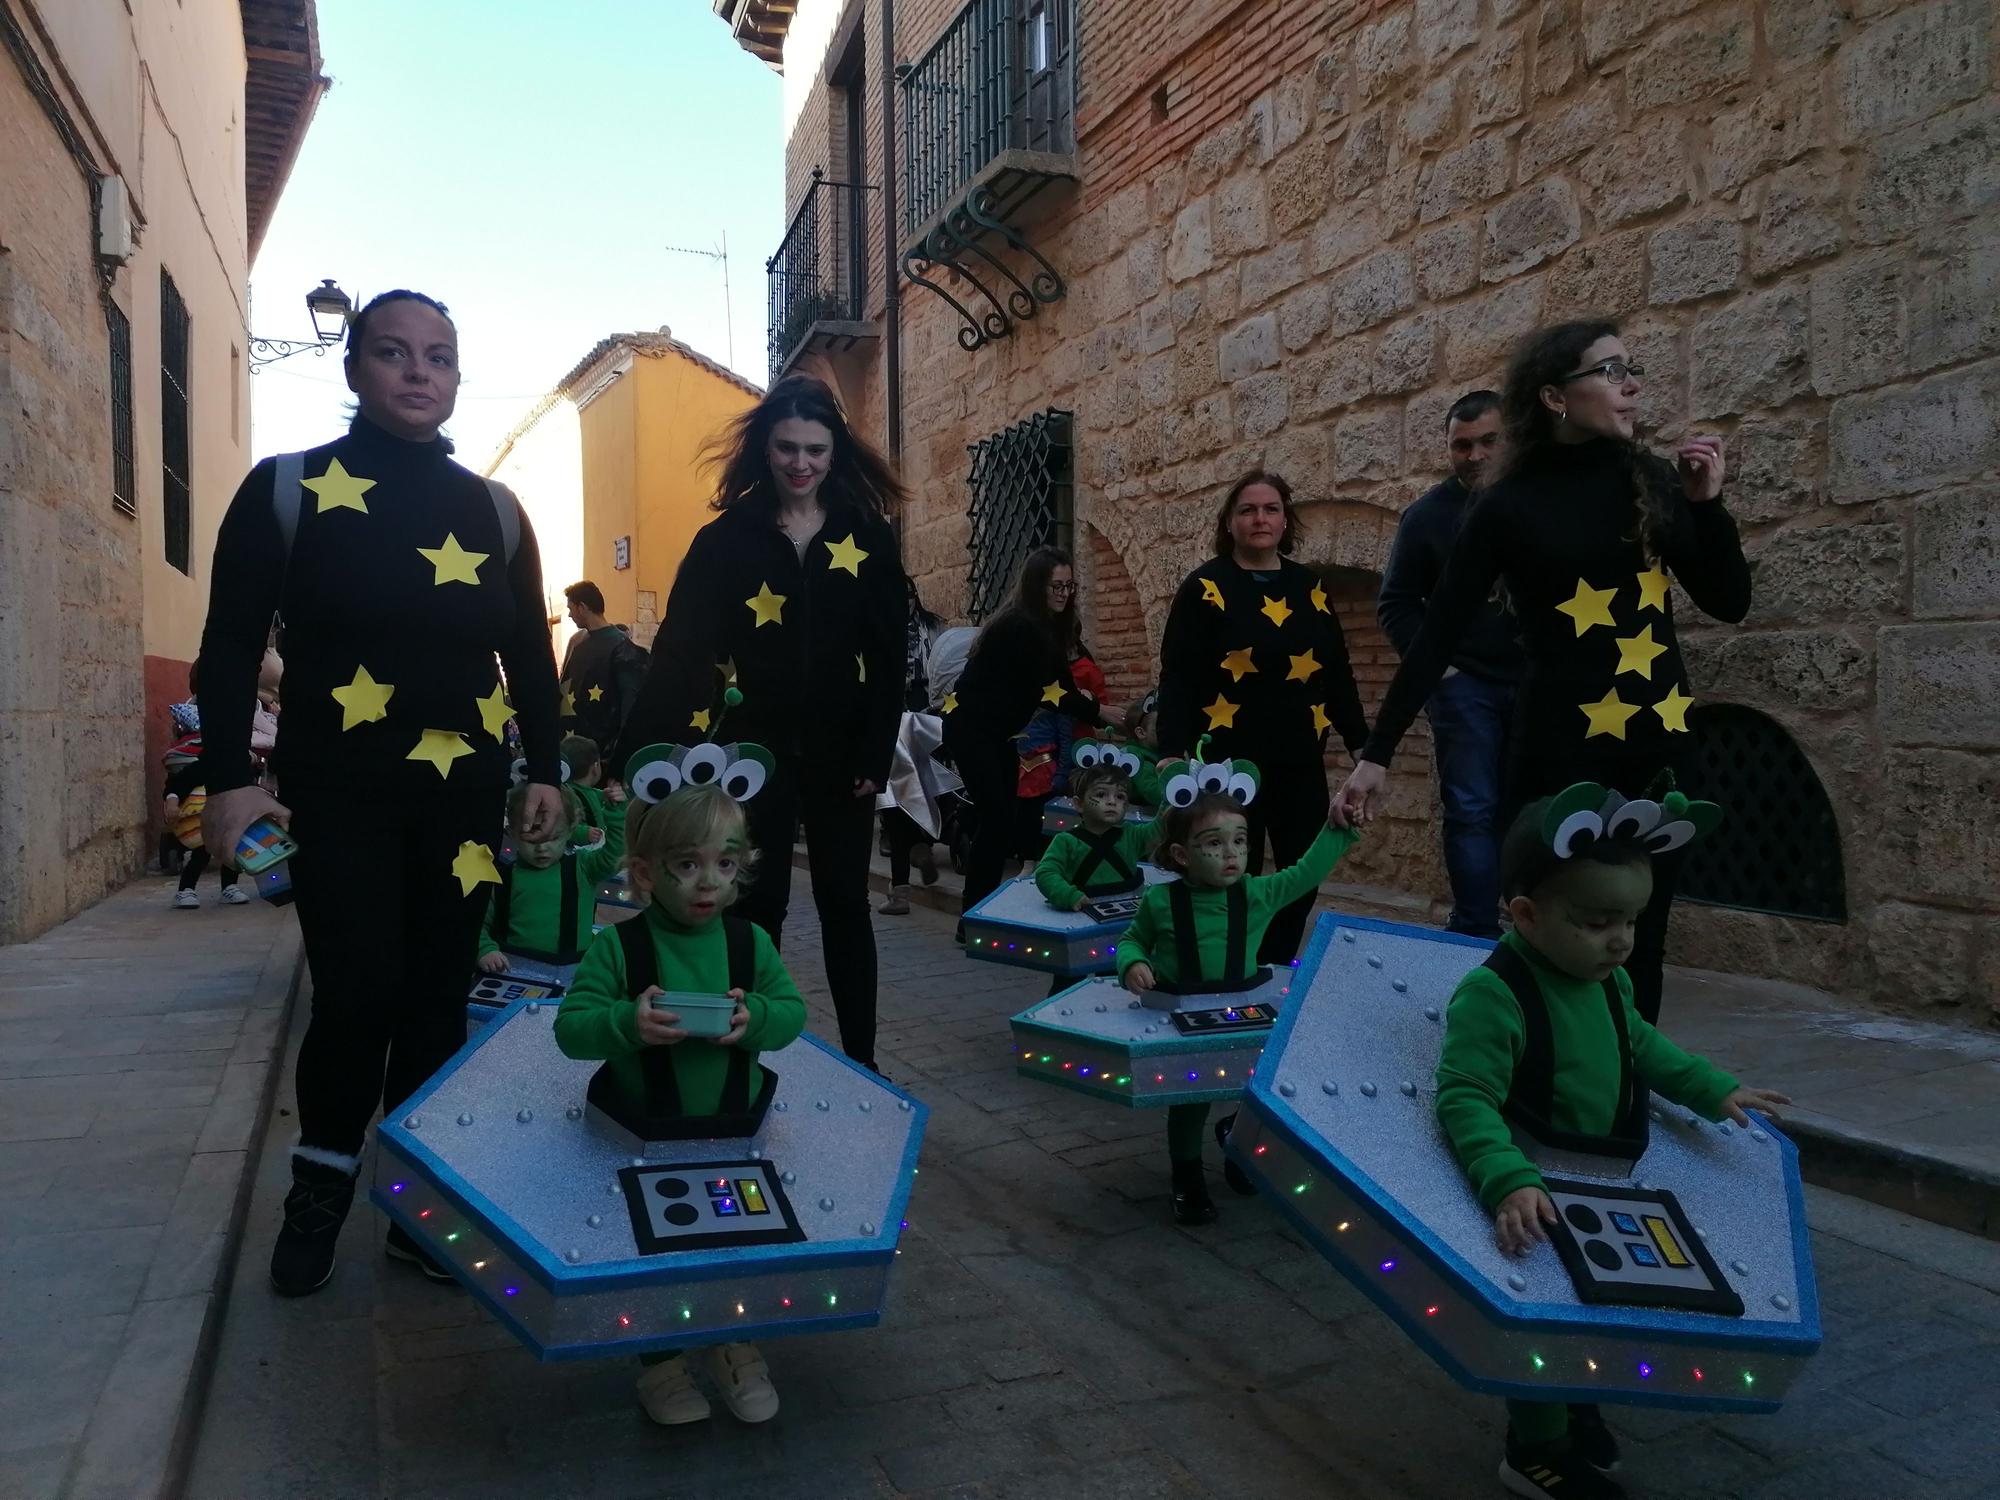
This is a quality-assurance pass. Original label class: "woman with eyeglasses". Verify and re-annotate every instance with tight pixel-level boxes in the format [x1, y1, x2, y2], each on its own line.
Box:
[1334, 320, 1751, 1022]
[944, 546, 1108, 921]
[1155, 470, 1370, 968]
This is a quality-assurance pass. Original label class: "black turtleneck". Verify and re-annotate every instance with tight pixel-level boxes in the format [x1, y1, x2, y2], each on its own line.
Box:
[1361, 438, 1751, 771]
[196, 414, 562, 797]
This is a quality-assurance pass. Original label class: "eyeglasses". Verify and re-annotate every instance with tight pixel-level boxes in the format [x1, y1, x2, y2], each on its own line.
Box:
[1046, 581, 1077, 595]
[1561, 360, 1644, 385]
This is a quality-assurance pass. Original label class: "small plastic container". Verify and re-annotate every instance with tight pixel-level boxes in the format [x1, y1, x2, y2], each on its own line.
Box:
[652, 991, 736, 1039]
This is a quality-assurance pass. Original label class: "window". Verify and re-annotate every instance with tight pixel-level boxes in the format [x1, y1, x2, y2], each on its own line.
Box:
[1678, 705, 1846, 922]
[965, 408, 1072, 622]
[108, 302, 135, 518]
[1027, 2, 1051, 73]
[160, 269, 192, 575]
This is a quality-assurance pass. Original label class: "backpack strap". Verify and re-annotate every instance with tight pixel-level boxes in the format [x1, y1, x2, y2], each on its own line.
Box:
[1484, 943, 1649, 1158]
[485, 478, 521, 565]
[272, 451, 306, 557]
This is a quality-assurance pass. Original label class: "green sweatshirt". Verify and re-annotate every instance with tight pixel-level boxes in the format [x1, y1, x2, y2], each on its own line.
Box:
[1035, 820, 1159, 909]
[571, 783, 627, 844]
[1115, 824, 1357, 985]
[553, 904, 807, 1117]
[1435, 930, 1741, 1211]
[1129, 745, 1164, 808]
[477, 829, 626, 959]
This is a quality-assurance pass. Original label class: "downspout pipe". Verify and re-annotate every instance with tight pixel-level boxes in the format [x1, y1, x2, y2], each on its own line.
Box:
[880, 0, 904, 466]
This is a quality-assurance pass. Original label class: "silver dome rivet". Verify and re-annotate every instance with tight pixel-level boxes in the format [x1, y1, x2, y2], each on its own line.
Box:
[1750, 1129, 1768, 1143]
[1391, 979, 1408, 994]
[858, 1100, 872, 1112]
[774, 1101, 789, 1112]
[1399, 1081, 1417, 1098]
[818, 1197, 835, 1211]
[1127, 999, 1142, 1009]
[1094, 1003, 1108, 1013]
[1772, 1294, 1792, 1312]
[781, 1170, 796, 1184]
[563, 1248, 581, 1264]
[1507, 1274, 1527, 1293]
[630, 1157, 647, 1168]
[1322, 1080, 1339, 1096]
[457, 1112, 474, 1126]
[1424, 1006, 1440, 1022]
[517, 1108, 533, 1124]
[586, 1213, 602, 1228]
[898, 1099, 913, 1111]
[1341, 930, 1356, 943]
[1730, 1260, 1749, 1276]
[1059, 1008, 1072, 1017]
[525, 1002, 540, 1015]
[565, 1105, 583, 1121]
[1367, 955, 1383, 969]
[815, 1099, 830, 1112]
[403, 1114, 421, 1129]
[860, 1222, 877, 1235]
[1278, 1082, 1296, 1098]
[1360, 1082, 1378, 1098]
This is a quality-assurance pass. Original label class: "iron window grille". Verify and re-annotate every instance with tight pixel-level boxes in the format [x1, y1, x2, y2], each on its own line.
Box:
[160, 269, 193, 575]
[108, 302, 135, 518]
[965, 408, 1072, 623]
[1678, 704, 1846, 922]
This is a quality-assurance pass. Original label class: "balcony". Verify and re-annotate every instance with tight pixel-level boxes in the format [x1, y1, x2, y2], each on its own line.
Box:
[898, 0, 1078, 352]
[766, 170, 880, 384]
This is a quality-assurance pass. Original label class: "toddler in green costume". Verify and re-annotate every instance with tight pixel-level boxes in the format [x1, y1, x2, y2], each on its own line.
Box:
[554, 751, 807, 1431]
[1116, 749, 1359, 1225]
[475, 783, 625, 971]
[1436, 783, 1790, 1500]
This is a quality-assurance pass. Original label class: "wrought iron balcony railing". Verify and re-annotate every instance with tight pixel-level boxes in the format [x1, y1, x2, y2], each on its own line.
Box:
[765, 170, 879, 382]
[900, 0, 1076, 241]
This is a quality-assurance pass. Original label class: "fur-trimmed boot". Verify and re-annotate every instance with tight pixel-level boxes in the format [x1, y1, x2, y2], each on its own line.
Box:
[270, 1148, 357, 1297]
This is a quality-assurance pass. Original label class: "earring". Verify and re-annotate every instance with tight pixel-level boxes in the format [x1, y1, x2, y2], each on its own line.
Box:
[1558, 410, 1567, 423]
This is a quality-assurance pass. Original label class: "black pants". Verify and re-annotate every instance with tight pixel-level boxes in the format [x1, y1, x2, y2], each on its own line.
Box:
[287, 785, 502, 1158]
[1506, 742, 1690, 1027]
[953, 735, 1020, 914]
[1245, 760, 1332, 966]
[178, 846, 238, 892]
[740, 760, 878, 1067]
[883, 808, 928, 886]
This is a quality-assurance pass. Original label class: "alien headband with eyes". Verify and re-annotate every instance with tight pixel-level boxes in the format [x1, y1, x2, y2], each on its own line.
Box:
[1157, 736, 1261, 810]
[623, 741, 776, 806]
[509, 757, 573, 788]
[1541, 779, 1723, 860]
[1072, 740, 1143, 778]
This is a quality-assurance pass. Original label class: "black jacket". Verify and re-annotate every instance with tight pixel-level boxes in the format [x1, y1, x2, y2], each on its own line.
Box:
[1157, 555, 1368, 767]
[617, 499, 905, 786]
[560, 625, 648, 748]
[1362, 438, 1752, 771]
[942, 610, 1107, 754]
[1378, 477, 1524, 684]
[195, 415, 562, 797]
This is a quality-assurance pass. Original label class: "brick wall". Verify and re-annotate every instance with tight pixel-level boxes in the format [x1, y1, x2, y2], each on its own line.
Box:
[784, 0, 2000, 1020]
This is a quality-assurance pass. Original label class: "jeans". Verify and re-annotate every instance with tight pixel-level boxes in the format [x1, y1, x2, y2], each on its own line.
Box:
[1425, 669, 1515, 939]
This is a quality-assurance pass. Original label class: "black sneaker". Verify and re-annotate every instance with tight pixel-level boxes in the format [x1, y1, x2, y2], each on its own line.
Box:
[270, 1157, 355, 1297]
[1213, 1114, 1257, 1196]
[1566, 1405, 1620, 1473]
[1170, 1161, 1217, 1226]
[385, 1223, 459, 1285]
[1501, 1435, 1627, 1499]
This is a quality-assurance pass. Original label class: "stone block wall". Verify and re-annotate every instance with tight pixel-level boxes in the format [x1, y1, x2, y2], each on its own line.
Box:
[789, 0, 2000, 1020]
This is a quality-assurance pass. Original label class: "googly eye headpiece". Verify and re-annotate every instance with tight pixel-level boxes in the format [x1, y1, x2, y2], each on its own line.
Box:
[511, 757, 573, 788]
[1540, 776, 1722, 859]
[1072, 740, 1143, 778]
[623, 741, 775, 806]
[1158, 735, 1260, 810]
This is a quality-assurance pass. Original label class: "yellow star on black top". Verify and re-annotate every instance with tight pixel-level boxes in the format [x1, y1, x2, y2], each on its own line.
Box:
[1260, 595, 1294, 628]
[330, 665, 394, 730]
[475, 685, 513, 742]
[745, 582, 786, 627]
[1310, 583, 1330, 614]
[1579, 689, 1639, 740]
[1654, 685, 1693, 732]
[1614, 625, 1669, 680]
[825, 534, 869, 575]
[1041, 681, 1066, 707]
[1219, 648, 1258, 682]
[1203, 694, 1239, 729]
[1636, 563, 1672, 612]
[408, 729, 475, 777]
[941, 693, 958, 715]
[417, 533, 488, 586]
[451, 841, 501, 897]
[1556, 579, 1618, 635]
[560, 686, 576, 718]
[302, 458, 375, 515]
[587, 684, 605, 702]
[1200, 578, 1226, 611]
[1311, 704, 1333, 735]
[1287, 649, 1321, 682]
[690, 709, 712, 732]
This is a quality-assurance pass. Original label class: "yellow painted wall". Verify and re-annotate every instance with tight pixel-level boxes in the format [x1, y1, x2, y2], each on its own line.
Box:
[577, 360, 640, 652]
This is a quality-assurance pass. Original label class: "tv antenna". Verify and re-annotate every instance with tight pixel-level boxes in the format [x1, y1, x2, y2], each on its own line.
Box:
[663, 232, 734, 372]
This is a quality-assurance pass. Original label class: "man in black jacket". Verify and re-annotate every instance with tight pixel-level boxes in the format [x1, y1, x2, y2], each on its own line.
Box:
[1377, 390, 1521, 938]
[560, 580, 648, 755]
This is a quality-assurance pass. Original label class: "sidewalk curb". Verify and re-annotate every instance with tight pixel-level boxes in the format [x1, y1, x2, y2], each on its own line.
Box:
[160, 921, 307, 1500]
[818, 849, 2000, 1245]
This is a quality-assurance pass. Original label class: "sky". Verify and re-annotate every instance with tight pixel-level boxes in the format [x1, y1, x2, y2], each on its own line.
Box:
[248, 0, 781, 468]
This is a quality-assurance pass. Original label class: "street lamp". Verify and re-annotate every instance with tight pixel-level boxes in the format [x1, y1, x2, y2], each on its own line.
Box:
[250, 278, 354, 370]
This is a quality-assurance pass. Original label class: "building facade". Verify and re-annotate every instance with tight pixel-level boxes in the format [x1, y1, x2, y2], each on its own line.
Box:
[724, 0, 2000, 1020]
[487, 332, 763, 663]
[0, 0, 322, 942]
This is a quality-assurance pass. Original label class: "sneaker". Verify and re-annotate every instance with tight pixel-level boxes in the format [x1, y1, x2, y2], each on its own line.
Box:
[385, 1223, 459, 1285]
[220, 885, 251, 906]
[173, 890, 200, 909]
[914, 842, 940, 886]
[1501, 1436, 1627, 1499]
[706, 1342, 779, 1423]
[1567, 1405, 1621, 1473]
[879, 885, 912, 916]
[1170, 1161, 1217, 1226]
[1214, 1114, 1257, 1196]
[270, 1155, 355, 1297]
[635, 1355, 712, 1426]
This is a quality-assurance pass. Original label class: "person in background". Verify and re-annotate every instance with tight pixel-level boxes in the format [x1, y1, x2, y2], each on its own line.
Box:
[880, 578, 943, 916]
[1377, 390, 1522, 938]
[559, 581, 648, 754]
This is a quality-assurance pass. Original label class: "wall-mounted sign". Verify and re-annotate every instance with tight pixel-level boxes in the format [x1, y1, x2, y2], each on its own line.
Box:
[613, 535, 631, 571]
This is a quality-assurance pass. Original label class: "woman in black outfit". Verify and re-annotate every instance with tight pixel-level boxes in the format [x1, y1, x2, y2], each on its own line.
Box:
[1156, 471, 1369, 965]
[615, 376, 906, 1069]
[945, 546, 1108, 919]
[1336, 320, 1751, 1023]
[196, 291, 564, 1297]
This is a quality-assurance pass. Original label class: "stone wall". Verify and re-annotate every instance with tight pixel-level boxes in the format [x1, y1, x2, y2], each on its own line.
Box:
[788, 0, 2000, 1021]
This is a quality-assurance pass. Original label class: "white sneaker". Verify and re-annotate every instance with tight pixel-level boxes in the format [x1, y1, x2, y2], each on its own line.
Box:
[635, 1355, 711, 1426]
[220, 886, 251, 905]
[706, 1342, 779, 1423]
[172, 890, 200, 909]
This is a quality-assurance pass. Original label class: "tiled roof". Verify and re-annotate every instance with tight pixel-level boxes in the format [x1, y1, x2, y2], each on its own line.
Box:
[239, 0, 327, 262]
[711, 0, 789, 71]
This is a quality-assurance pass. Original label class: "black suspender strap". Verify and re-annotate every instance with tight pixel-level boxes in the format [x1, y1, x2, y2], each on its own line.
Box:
[1168, 881, 1204, 986]
[1070, 828, 1139, 893]
[556, 854, 579, 959]
[1225, 882, 1248, 981]
[1164, 881, 1250, 992]
[615, 914, 660, 994]
[1483, 944, 1649, 1158]
[717, 917, 756, 1115]
[492, 864, 514, 949]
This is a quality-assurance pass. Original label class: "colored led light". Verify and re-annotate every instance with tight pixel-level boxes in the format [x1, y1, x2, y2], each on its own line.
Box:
[473, 1260, 487, 1270]
[1041, 1055, 1052, 1064]
[681, 1308, 692, 1320]
[418, 1209, 431, 1219]
[618, 1315, 631, 1327]
[1187, 1071, 1199, 1081]
[1742, 1371, 1755, 1387]
[1638, 1362, 1652, 1379]
[1425, 1305, 1439, 1317]
[1693, 1368, 1704, 1382]
[1254, 1144, 1268, 1155]
[736, 1303, 746, 1315]
[1336, 1221, 1350, 1232]
[782, 1297, 792, 1307]
[503, 1286, 519, 1297]
[1294, 1183, 1308, 1195]
[1380, 1259, 1397, 1272]
[1586, 1359, 1598, 1373]
[1531, 1354, 1545, 1371]
[445, 1231, 461, 1242]
[828, 1293, 838, 1307]
[391, 1183, 406, 1193]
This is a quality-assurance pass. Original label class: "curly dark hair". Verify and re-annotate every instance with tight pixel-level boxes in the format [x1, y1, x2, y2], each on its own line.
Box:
[1210, 470, 1301, 557]
[1488, 319, 1673, 559]
[703, 374, 907, 516]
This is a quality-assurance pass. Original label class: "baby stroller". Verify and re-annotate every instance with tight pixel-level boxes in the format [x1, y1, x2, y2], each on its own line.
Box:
[924, 626, 978, 873]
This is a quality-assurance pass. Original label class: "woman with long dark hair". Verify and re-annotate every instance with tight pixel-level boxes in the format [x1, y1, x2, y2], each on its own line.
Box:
[1155, 471, 1369, 966]
[944, 546, 1108, 919]
[1335, 319, 1751, 1022]
[196, 290, 564, 1297]
[615, 375, 906, 1069]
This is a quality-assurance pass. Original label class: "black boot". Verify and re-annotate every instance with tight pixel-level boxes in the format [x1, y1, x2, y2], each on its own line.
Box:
[271, 1154, 356, 1297]
[1501, 1433, 1626, 1499]
[385, 1222, 459, 1285]
[1170, 1160, 1217, 1225]
[1214, 1113, 1256, 1196]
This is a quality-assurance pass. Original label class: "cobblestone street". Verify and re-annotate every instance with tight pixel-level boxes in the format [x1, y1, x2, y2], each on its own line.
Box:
[185, 887, 2000, 1500]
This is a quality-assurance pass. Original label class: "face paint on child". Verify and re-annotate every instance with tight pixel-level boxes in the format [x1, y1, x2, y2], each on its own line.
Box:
[515, 831, 572, 869]
[1510, 858, 1653, 983]
[1175, 809, 1250, 888]
[648, 838, 746, 925]
[1079, 779, 1130, 832]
